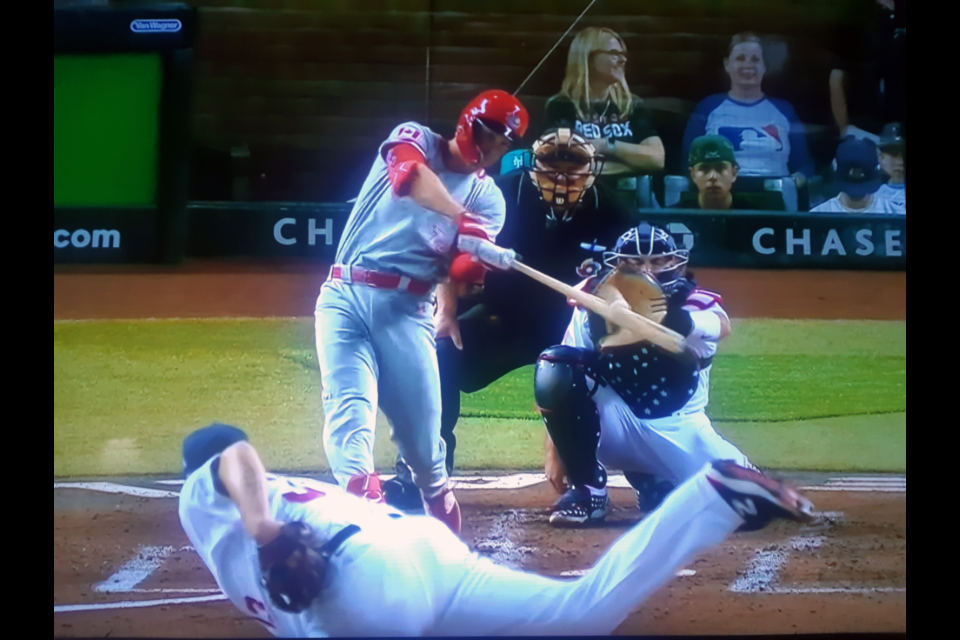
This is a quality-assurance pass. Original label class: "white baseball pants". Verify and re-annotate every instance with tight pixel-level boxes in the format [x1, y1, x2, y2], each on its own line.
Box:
[315, 279, 448, 497]
[592, 383, 754, 485]
[309, 465, 743, 637]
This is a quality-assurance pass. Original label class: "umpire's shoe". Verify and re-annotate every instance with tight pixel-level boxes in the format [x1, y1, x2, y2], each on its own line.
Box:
[383, 461, 427, 514]
[549, 484, 611, 527]
[624, 472, 675, 514]
[706, 460, 815, 532]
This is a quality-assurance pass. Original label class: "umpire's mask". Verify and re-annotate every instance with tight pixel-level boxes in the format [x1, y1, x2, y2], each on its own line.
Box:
[528, 128, 601, 224]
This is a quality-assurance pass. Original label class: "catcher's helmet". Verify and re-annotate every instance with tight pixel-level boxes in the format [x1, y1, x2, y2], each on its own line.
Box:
[603, 223, 690, 292]
[528, 128, 602, 223]
[455, 90, 529, 166]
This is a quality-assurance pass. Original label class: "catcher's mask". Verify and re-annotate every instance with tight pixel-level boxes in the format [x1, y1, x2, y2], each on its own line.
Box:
[603, 223, 690, 293]
[528, 128, 601, 223]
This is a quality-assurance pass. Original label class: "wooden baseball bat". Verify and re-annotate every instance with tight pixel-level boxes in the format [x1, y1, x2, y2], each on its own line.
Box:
[510, 261, 687, 354]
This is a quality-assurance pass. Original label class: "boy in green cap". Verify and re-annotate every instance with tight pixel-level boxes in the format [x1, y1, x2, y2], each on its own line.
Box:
[671, 135, 786, 210]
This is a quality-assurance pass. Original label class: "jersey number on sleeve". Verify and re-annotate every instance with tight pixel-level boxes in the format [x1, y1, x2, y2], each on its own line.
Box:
[397, 126, 424, 143]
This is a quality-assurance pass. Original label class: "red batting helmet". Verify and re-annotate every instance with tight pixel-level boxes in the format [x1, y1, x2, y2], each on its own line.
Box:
[455, 90, 529, 165]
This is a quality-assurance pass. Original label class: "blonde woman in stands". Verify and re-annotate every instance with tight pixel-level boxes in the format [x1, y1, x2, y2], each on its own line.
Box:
[545, 26, 665, 200]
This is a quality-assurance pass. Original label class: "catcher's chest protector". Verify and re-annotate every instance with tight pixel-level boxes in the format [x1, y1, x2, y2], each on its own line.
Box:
[595, 347, 700, 419]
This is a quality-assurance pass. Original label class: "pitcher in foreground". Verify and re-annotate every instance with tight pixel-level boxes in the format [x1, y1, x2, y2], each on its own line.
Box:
[179, 423, 815, 637]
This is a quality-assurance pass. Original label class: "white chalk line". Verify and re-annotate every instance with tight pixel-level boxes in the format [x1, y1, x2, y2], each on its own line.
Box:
[560, 568, 696, 578]
[728, 510, 905, 596]
[729, 548, 790, 593]
[763, 586, 906, 595]
[56, 474, 907, 497]
[127, 588, 221, 594]
[800, 486, 906, 493]
[54, 482, 180, 499]
[96, 546, 176, 593]
[54, 594, 228, 614]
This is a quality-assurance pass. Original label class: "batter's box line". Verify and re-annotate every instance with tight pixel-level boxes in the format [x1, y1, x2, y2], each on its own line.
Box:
[761, 586, 906, 595]
[54, 594, 228, 614]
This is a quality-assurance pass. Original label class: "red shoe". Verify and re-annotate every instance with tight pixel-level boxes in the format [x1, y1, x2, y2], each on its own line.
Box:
[345, 473, 386, 504]
[423, 483, 461, 536]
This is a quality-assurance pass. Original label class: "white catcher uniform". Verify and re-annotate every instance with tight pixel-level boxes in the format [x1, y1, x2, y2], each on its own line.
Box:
[562, 286, 753, 485]
[316, 122, 504, 496]
[178, 453, 749, 637]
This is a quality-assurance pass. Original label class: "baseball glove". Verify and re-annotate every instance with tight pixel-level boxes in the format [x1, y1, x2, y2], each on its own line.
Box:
[258, 521, 328, 613]
[593, 268, 669, 341]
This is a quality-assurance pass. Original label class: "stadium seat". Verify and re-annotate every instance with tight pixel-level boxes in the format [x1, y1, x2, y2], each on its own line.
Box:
[763, 178, 797, 212]
[636, 174, 656, 209]
[501, 149, 532, 174]
[664, 175, 690, 207]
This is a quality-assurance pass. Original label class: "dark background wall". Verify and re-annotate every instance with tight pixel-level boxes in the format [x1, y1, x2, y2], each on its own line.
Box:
[107, 0, 884, 202]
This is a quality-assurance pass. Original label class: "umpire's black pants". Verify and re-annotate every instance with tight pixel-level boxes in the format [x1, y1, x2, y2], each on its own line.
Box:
[394, 291, 572, 485]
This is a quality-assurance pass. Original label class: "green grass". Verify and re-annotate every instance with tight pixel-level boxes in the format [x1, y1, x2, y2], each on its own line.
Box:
[452, 413, 906, 473]
[54, 318, 906, 477]
[461, 319, 907, 422]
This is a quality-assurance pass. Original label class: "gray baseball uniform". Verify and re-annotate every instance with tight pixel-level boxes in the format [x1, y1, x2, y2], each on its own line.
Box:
[316, 122, 505, 497]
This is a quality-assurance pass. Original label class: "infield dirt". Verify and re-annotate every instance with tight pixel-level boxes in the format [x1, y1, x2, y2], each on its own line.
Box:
[54, 262, 906, 636]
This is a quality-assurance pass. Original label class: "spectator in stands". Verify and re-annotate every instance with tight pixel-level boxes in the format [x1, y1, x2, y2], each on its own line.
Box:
[682, 32, 813, 185]
[811, 137, 904, 214]
[544, 27, 665, 204]
[876, 122, 905, 209]
[670, 135, 786, 210]
[828, 0, 906, 143]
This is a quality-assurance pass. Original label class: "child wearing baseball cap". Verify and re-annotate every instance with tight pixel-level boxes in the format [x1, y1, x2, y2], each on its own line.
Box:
[811, 137, 905, 214]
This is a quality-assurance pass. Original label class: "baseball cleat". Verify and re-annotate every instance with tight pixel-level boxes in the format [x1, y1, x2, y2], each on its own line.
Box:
[706, 460, 815, 532]
[549, 485, 611, 527]
[345, 473, 387, 505]
[423, 483, 462, 536]
[382, 476, 426, 513]
[624, 472, 675, 514]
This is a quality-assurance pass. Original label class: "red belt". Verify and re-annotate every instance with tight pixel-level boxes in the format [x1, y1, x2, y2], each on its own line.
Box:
[329, 265, 433, 295]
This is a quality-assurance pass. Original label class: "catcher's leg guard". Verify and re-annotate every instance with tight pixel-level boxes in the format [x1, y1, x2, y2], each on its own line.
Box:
[535, 345, 607, 489]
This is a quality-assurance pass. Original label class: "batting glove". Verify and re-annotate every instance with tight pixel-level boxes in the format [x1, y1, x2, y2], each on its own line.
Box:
[456, 235, 518, 271]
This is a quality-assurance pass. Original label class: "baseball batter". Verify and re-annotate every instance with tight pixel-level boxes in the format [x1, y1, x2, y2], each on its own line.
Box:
[179, 423, 815, 637]
[535, 223, 757, 526]
[385, 129, 636, 510]
[315, 90, 529, 535]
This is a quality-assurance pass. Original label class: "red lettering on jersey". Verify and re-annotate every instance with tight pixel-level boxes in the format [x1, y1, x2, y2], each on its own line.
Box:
[280, 477, 328, 503]
[282, 487, 326, 503]
[245, 596, 276, 628]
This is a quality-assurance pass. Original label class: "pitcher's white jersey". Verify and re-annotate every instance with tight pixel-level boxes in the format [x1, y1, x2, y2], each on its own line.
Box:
[562, 285, 728, 415]
[335, 122, 506, 284]
[178, 456, 406, 637]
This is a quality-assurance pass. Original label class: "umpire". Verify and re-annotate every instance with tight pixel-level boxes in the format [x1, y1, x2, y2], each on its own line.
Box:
[385, 129, 636, 510]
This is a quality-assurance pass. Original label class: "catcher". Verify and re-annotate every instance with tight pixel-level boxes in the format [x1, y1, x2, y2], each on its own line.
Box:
[535, 222, 758, 526]
[178, 423, 814, 637]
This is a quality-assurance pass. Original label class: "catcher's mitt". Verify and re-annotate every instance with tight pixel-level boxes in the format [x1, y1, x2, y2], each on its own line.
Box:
[258, 522, 329, 613]
[593, 268, 669, 346]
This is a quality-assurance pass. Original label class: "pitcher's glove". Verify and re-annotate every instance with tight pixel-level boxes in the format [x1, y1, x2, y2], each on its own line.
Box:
[258, 522, 328, 613]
